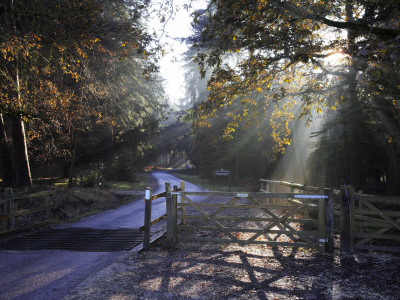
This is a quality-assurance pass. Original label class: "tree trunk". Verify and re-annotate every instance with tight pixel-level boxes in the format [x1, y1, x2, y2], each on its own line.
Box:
[385, 142, 400, 195]
[10, 115, 32, 187]
[103, 126, 114, 180]
[0, 114, 15, 186]
[68, 136, 78, 187]
[345, 0, 363, 191]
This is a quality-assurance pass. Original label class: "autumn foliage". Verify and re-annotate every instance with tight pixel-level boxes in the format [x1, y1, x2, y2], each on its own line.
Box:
[0, 0, 164, 187]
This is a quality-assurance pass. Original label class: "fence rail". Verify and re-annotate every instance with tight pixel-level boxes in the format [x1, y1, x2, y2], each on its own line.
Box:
[1, 190, 58, 231]
[259, 179, 321, 193]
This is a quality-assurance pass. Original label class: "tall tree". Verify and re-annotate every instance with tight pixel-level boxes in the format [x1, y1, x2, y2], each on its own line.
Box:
[191, 0, 400, 191]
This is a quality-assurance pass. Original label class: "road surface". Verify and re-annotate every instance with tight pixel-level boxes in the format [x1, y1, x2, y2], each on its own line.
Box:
[0, 171, 203, 300]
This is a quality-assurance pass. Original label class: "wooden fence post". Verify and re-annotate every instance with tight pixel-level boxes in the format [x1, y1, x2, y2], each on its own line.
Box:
[271, 183, 275, 204]
[143, 188, 153, 251]
[165, 182, 174, 246]
[290, 184, 294, 206]
[213, 173, 215, 190]
[172, 185, 178, 244]
[340, 185, 354, 252]
[325, 189, 334, 253]
[4, 188, 12, 230]
[350, 192, 355, 253]
[46, 195, 52, 220]
[9, 198, 15, 230]
[318, 196, 326, 253]
[180, 180, 186, 225]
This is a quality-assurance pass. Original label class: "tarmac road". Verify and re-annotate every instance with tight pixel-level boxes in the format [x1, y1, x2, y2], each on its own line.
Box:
[0, 171, 203, 300]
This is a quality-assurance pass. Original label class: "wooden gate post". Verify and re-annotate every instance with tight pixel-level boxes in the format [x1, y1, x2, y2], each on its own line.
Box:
[165, 182, 175, 246]
[143, 188, 153, 251]
[180, 181, 186, 225]
[172, 185, 178, 244]
[340, 185, 354, 252]
[318, 196, 326, 253]
[325, 189, 334, 253]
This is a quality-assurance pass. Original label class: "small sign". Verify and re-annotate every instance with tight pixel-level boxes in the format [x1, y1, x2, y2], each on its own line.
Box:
[237, 193, 248, 198]
[213, 169, 231, 191]
[215, 169, 230, 176]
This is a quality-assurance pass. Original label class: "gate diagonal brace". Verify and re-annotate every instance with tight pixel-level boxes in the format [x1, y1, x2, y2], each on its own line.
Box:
[247, 201, 310, 244]
[361, 200, 400, 231]
[246, 196, 315, 246]
[246, 196, 292, 242]
[192, 196, 242, 229]
[354, 199, 400, 247]
[355, 215, 400, 247]
[181, 195, 240, 243]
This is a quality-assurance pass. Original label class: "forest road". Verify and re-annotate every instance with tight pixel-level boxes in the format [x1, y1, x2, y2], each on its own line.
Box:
[0, 171, 205, 300]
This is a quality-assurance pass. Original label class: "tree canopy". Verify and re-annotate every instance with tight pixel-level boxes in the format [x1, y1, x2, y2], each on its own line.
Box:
[188, 0, 400, 192]
[193, 0, 399, 145]
[0, 0, 166, 187]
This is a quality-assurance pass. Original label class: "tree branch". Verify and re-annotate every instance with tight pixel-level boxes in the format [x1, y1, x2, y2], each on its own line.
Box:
[269, 0, 400, 39]
[310, 58, 349, 78]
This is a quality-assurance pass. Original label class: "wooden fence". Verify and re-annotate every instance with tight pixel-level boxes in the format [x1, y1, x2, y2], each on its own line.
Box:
[259, 179, 321, 193]
[0, 189, 58, 232]
[260, 179, 400, 253]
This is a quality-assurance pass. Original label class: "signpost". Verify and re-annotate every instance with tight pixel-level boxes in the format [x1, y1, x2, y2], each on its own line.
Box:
[213, 169, 231, 191]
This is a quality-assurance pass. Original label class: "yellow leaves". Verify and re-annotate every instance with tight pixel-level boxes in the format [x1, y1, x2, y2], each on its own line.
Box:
[223, 121, 239, 141]
[386, 136, 394, 144]
[256, 87, 262, 92]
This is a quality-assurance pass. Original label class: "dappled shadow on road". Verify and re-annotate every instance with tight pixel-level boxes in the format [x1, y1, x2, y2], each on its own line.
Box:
[65, 240, 400, 300]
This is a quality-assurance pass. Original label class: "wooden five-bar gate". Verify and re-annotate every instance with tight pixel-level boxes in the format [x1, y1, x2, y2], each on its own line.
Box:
[172, 191, 333, 252]
[143, 181, 334, 253]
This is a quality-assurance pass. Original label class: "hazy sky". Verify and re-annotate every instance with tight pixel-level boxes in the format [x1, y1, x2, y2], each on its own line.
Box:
[150, 1, 207, 106]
